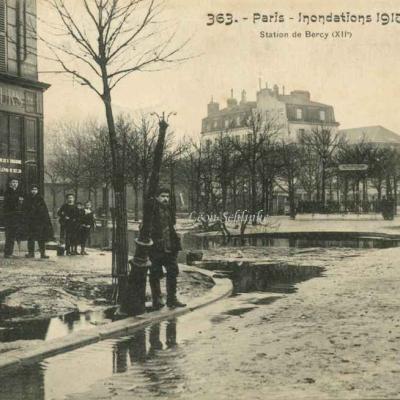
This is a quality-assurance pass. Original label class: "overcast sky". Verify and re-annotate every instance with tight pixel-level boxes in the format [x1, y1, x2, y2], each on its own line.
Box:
[38, 0, 400, 140]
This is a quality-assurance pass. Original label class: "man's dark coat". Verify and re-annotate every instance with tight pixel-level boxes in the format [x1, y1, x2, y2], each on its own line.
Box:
[23, 194, 54, 241]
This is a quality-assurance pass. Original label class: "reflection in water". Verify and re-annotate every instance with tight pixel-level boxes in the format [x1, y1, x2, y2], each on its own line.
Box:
[0, 309, 112, 343]
[0, 364, 45, 400]
[0, 319, 50, 342]
[76, 226, 400, 251]
[111, 319, 183, 398]
[0, 319, 181, 400]
[182, 233, 400, 250]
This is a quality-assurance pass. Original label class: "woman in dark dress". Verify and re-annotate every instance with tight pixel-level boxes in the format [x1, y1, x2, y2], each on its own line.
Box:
[23, 184, 54, 259]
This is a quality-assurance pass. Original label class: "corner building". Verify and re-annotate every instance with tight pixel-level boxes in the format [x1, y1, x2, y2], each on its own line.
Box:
[201, 84, 339, 144]
[0, 0, 49, 224]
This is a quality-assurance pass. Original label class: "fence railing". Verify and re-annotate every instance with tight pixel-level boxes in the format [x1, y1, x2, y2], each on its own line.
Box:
[297, 200, 395, 215]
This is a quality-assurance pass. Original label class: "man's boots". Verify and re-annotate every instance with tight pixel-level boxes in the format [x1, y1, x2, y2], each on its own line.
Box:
[149, 278, 165, 310]
[39, 242, 49, 259]
[166, 276, 186, 309]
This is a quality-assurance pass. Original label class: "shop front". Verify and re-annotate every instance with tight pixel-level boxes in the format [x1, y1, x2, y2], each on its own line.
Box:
[0, 78, 48, 226]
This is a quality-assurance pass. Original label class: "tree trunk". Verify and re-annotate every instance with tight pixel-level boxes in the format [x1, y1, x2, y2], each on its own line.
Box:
[133, 173, 139, 222]
[377, 183, 382, 201]
[52, 188, 57, 219]
[386, 175, 392, 197]
[142, 174, 148, 212]
[232, 174, 237, 213]
[93, 188, 98, 212]
[100, 83, 129, 312]
[394, 175, 398, 215]
[170, 162, 176, 218]
[250, 173, 257, 224]
[127, 117, 169, 315]
[321, 161, 326, 207]
[221, 183, 227, 212]
[264, 179, 271, 215]
[343, 176, 348, 209]
[102, 184, 110, 247]
[261, 178, 266, 215]
[288, 177, 296, 220]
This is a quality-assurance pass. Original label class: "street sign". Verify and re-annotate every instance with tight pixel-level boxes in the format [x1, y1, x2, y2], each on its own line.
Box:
[338, 164, 368, 171]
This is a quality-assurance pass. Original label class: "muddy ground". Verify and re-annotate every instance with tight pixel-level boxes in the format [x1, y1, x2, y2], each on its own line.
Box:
[0, 249, 214, 353]
[183, 245, 400, 399]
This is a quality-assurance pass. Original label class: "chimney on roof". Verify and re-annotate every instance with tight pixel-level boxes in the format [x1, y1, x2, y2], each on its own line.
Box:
[273, 84, 279, 96]
[227, 89, 238, 108]
[282, 85, 285, 95]
[240, 89, 247, 104]
[207, 96, 219, 116]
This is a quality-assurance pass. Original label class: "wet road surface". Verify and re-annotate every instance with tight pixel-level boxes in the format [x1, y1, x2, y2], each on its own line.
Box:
[1, 246, 378, 400]
[0, 286, 302, 400]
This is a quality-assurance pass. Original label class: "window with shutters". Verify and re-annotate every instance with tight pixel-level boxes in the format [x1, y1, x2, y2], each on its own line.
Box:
[0, 0, 6, 72]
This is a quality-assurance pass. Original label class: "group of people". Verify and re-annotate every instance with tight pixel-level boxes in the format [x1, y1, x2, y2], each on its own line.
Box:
[57, 193, 95, 255]
[2, 177, 95, 259]
[3, 178, 54, 259]
[3, 178, 185, 310]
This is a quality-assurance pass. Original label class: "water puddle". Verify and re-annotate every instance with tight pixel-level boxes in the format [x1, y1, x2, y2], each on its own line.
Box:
[65, 226, 400, 252]
[0, 316, 195, 400]
[182, 233, 400, 250]
[0, 259, 325, 400]
[0, 308, 114, 343]
[204, 261, 325, 295]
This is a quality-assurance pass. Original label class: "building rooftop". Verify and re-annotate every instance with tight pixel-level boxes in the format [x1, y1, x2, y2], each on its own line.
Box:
[278, 94, 331, 108]
[339, 125, 400, 145]
[213, 101, 257, 115]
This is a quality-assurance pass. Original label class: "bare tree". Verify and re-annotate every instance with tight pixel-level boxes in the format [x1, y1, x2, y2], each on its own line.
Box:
[40, 0, 189, 310]
[230, 111, 281, 220]
[212, 132, 237, 212]
[44, 158, 63, 218]
[181, 140, 203, 213]
[49, 121, 90, 198]
[297, 144, 319, 201]
[298, 126, 345, 207]
[275, 140, 302, 219]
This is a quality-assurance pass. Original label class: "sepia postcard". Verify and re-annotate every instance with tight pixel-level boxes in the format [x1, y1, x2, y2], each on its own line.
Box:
[1, 0, 400, 399]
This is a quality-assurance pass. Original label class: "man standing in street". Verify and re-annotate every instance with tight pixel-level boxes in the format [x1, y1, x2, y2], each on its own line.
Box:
[149, 187, 186, 310]
[3, 178, 24, 258]
[24, 184, 54, 259]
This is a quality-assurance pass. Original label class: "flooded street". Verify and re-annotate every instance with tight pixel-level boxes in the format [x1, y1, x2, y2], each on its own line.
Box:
[0, 244, 363, 400]
[2, 243, 400, 399]
[0, 288, 314, 400]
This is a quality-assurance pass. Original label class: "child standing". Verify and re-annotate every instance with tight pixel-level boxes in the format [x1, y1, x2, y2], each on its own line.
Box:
[73, 202, 85, 255]
[57, 194, 78, 255]
[79, 201, 95, 255]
